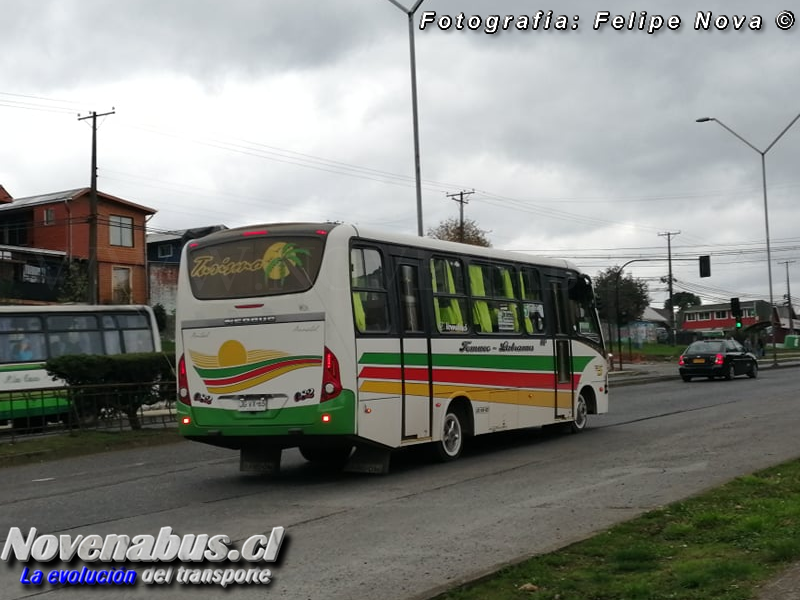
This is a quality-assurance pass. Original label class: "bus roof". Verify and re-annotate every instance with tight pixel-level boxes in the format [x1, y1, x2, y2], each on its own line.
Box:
[187, 221, 583, 275]
[0, 304, 155, 314]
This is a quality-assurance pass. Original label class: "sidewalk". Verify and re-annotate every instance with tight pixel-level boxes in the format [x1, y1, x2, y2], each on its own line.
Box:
[608, 357, 800, 387]
[607, 357, 800, 598]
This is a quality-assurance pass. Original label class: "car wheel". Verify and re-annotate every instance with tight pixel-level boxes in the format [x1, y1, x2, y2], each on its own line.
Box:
[747, 361, 758, 379]
[725, 363, 735, 381]
[681, 375, 692, 382]
[435, 409, 464, 461]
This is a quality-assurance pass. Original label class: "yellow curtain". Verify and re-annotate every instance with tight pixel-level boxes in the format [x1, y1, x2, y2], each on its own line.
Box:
[445, 261, 464, 326]
[469, 265, 493, 333]
[352, 292, 366, 332]
[519, 272, 533, 334]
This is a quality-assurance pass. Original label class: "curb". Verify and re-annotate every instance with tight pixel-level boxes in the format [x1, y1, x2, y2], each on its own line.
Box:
[609, 360, 799, 387]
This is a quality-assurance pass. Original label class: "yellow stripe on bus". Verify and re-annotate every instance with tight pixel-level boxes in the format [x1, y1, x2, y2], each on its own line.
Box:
[358, 380, 574, 408]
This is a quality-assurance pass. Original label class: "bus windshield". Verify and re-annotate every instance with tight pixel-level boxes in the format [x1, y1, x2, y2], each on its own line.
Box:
[187, 235, 326, 300]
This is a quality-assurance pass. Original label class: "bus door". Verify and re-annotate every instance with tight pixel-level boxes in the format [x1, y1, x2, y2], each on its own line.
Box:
[549, 278, 574, 420]
[394, 257, 432, 441]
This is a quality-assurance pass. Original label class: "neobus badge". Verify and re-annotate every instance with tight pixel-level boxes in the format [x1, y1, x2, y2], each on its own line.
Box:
[223, 316, 276, 325]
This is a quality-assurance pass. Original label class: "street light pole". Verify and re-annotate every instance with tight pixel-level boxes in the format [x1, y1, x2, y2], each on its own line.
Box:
[779, 260, 795, 335]
[697, 113, 800, 366]
[386, 0, 426, 237]
[614, 258, 659, 371]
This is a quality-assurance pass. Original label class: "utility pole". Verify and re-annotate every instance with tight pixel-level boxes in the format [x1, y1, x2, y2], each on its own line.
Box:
[446, 190, 474, 243]
[779, 260, 795, 336]
[658, 231, 680, 345]
[78, 109, 115, 304]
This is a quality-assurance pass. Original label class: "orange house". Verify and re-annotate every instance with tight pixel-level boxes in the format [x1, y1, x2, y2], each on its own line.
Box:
[0, 186, 156, 304]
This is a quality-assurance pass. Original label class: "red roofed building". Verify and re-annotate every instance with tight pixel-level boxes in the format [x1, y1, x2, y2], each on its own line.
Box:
[0, 186, 156, 304]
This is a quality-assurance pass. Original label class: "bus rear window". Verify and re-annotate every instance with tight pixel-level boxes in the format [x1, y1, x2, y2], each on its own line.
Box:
[188, 236, 325, 299]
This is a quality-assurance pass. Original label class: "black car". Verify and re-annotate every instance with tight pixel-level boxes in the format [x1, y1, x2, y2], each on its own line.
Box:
[678, 339, 758, 382]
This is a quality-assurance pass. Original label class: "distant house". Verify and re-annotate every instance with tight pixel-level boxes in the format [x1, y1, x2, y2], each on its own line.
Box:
[0, 185, 155, 304]
[146, 225, 227, 315]
[616, 306, 672, 345]
[679, 299, 785, 340]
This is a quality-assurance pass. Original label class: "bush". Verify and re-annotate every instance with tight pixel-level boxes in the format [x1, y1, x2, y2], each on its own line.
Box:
[46, 353, 176, 430]
[152, 303, 168, 333]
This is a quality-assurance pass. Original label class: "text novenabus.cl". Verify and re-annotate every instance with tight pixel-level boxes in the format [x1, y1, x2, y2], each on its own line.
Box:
[1, 526, 285, 563]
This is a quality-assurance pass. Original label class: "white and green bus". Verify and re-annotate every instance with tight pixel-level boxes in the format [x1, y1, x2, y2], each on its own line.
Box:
[0, 304, 161, 429]
[175, 222, 608, 473]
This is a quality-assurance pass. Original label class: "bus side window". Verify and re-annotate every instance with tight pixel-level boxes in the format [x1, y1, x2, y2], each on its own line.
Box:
[430, 257, 468, 334]
[520, 268, 545, 334]
[350, 247, 390, 333]
[468, 263, 520, 334]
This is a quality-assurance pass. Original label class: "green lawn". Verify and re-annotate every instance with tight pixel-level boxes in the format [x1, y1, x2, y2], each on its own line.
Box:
[432, 459, 800, 600]
[0, 428, 183, 467]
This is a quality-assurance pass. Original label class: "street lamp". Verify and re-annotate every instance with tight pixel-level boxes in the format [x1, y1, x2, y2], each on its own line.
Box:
[696, 113, 800, 366]
[386, 0, 426, 236]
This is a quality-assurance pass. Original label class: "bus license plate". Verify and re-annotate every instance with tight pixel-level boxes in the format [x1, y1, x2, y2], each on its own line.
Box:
[239, 398, 267, 412]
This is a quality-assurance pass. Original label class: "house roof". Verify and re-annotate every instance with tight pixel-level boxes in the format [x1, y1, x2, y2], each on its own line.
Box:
[641, 306, 670, 324]
[146, 225, 228, 245]
[0, 188, 156, 214]
[0, 244, 66, 258]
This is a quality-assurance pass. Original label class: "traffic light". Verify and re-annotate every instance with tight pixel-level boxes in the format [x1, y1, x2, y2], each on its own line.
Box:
[730, 297, 741, 317]
[736, 317, 742, 329]
[699, 255, 711, 278]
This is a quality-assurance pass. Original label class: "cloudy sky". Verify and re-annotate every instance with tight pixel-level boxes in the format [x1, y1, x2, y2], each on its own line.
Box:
[2, 0, 799, 310]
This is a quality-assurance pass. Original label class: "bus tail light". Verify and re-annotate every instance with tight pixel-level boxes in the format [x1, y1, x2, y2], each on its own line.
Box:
[714, 353, 724, 365]
[178, 354, 191, 406]
[320, 347, 342, 402]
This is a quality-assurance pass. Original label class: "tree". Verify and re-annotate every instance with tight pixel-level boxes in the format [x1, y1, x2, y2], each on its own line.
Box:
[593, 267, 650, 325]
[668, 292, 701, 312]
[57, 261, 88, 303]
[427, 217, 492, 247]
[669, 291, 701, 329]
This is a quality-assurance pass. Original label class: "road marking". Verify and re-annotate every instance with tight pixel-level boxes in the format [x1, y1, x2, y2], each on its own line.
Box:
[32, 477, 55, 482]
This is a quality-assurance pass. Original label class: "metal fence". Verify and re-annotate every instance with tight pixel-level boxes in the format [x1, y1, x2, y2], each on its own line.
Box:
[0, 381, 177, 440]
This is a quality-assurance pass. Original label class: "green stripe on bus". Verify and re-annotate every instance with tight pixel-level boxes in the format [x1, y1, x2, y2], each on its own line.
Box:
[193, 355, 322, 379]
[0, 363, 46, 372]
[358, 352, 593, 372]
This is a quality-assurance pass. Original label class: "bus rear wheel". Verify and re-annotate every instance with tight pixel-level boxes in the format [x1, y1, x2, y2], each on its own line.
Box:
[435, 409, 464, 462]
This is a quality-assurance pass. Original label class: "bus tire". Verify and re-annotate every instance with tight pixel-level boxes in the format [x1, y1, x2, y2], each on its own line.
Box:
[570, 393, 588, 433]
[299, 444, 353, 467]
[435, 408, 464, 462]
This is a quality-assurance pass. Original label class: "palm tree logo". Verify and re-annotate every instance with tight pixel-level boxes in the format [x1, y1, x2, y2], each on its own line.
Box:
[262, 242, 311, 282]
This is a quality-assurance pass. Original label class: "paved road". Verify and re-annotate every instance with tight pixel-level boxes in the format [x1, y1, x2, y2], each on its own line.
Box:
[1, 366, 798, 600]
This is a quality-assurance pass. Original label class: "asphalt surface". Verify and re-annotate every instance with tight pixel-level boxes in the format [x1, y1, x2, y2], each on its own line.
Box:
[2, 358, 798, 599]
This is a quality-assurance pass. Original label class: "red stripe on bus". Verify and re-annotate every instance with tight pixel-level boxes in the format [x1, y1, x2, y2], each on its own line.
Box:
[358, 366, 578, 389]
[201, 358, 320, 386]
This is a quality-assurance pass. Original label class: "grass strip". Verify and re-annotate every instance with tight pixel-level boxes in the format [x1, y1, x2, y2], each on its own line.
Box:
[0, 429, 183, 468]
[432, 458, 800, 600]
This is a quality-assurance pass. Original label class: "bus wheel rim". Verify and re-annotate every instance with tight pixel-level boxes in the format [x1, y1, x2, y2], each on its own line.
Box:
[575, 396, 587, 429]
[443, 414, 461, 456]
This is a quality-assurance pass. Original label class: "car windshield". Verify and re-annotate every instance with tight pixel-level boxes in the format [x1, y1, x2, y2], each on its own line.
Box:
[685, 341, 724, 354]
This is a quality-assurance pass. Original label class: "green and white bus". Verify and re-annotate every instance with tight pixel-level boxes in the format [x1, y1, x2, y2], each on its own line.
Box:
[175, 222, 608, 473]
[0, 304, 161, 429]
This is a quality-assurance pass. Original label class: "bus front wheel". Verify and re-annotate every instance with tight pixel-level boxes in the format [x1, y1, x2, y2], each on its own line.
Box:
[570, 393, 588, 433]
[435, 409, 464, 461]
